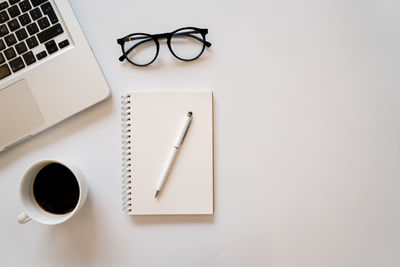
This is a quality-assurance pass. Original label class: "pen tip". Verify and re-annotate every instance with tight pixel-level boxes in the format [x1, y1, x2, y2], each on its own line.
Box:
[155, 190, 159, 199]
[188, 111, 193, 117]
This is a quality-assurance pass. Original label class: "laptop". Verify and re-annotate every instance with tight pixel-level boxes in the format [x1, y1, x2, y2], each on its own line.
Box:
[0, 0, 110, 152]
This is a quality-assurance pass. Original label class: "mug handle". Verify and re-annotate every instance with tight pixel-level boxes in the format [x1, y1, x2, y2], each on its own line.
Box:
[17, 212, 31, 224]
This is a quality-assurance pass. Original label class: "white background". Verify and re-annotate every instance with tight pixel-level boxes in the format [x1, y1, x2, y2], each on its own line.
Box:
[1, 0, 400, 266]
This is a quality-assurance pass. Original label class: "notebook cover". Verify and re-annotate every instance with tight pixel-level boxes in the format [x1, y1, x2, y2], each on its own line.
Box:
[122, 91, 214, 215]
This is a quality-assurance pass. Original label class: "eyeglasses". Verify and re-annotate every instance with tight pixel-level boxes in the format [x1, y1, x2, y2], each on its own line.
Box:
[117, 27, 212, 66]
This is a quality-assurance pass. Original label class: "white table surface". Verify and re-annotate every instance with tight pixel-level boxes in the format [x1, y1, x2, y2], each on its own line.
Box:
[2, 0, 400, 266]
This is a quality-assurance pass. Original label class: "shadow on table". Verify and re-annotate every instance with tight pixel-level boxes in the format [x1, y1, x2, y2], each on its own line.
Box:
[37, 193, 101, 265]
[120, 49, 212, 71]
[130, 214, 214, 225]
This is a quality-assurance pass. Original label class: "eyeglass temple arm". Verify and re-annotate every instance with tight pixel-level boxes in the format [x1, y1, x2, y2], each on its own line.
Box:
[118, 32, 212, 62]
[173, 31, 212, 47]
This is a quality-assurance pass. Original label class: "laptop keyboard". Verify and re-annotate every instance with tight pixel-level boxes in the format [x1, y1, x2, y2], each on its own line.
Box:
[0, 0, 69, 80]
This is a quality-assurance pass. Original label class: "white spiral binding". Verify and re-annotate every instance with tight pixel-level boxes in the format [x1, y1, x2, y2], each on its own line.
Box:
[121, 94, 133, 213]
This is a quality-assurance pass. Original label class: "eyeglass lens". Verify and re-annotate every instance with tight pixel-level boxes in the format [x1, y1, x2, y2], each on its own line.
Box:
[170, 29, 205, 61]
[123, 34, 158, 66]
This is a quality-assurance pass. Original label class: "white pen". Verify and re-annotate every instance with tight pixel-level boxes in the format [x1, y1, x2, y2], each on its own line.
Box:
[155, 111, 193, 198]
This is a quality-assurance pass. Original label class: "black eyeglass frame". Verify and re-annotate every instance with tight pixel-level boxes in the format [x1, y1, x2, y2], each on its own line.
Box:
[117, 27, 212, 66]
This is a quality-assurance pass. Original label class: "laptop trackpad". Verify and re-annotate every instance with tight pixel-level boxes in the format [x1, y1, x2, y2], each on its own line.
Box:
[0, 79, 45, 149]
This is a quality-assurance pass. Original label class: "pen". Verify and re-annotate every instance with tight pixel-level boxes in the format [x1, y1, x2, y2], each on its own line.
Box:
[155, 111, 193, 198]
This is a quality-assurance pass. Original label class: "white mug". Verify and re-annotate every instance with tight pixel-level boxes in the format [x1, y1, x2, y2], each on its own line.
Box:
[17, 160, 88, 225]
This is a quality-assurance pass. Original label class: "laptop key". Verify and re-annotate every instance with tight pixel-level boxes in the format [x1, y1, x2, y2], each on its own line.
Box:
[35, 50, 46, 60]
[22, 50, 34, 65]
[15, 27, 27, 40]
[47, 9, 57, 24]
[7, 5, 20, 18]
[9, 0, 20, 5]
[0, 24, 8, 37]
[40, 2, 57, 22]
[44, 39, 57, 54]
[30, 0, 46, 7]
[37, 16, 49, 29]
[0, 39, 5, 50]
[18, 0, 30, 12]
[9, 56, 24, 72]
[58, 39, 69, 49]
[26, 21, 38, 35]
[29, 7, 41, 20]
[0, 2, 8, 10]
[0, 10, 9, 23]
[4, 46, 16, 59]
[37, 23, 62, 43]
[15, 41, 26, 54]
[18, 13, 30, 26]
[0, 63, 10, 79]
[7, 18, 19, 31]
[40, 1, 49, 13]
[0, 52, 4, 63]
[25, 35, 37, 48]
[4, 33, 16, 46]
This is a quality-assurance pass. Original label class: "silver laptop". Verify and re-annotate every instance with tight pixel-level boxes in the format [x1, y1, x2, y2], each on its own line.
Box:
[0, 0, 110, 152]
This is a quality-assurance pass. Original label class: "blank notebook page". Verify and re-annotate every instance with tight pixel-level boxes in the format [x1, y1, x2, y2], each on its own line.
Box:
[125, 91, 213, 215]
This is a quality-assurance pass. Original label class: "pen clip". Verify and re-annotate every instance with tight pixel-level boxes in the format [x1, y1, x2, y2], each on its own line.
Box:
[180, 121, 191, 145]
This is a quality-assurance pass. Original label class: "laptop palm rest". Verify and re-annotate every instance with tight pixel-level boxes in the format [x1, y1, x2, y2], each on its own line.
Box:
[0, 79, 45, 150]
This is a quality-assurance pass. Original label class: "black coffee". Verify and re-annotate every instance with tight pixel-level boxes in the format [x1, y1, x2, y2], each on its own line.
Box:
[33, 163, 80, 214]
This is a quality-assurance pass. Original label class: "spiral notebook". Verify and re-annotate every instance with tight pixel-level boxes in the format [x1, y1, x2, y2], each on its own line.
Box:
[121, 91, 214, 215]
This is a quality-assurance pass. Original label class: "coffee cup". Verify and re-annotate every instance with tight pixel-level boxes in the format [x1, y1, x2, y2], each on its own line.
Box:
[17, 159, 88, 225]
